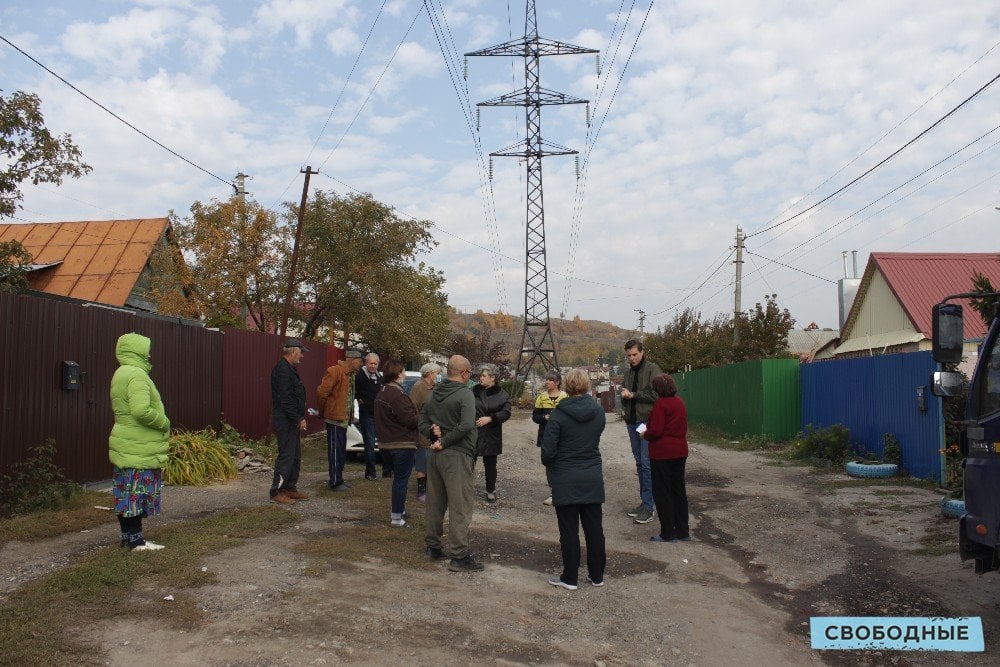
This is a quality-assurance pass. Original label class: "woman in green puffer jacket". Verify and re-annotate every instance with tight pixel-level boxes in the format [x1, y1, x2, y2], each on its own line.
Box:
[109, 332, 170, 551]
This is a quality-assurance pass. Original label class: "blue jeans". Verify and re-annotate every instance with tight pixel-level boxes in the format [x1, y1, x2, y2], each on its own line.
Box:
[359, 415, 378, 474]
[326, 423, 347, 487]
[414, 447, 428, 474]
[627, 422, 653, 510]
[390, 449, 415, 515]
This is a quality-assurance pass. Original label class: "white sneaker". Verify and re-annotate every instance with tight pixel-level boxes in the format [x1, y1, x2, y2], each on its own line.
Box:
[486, 491, 496, 503]
[543, 496, 553, 506]
[587, 576, 605, 587]
[548, 577, 577, 591]
[133, 541, 165, 551]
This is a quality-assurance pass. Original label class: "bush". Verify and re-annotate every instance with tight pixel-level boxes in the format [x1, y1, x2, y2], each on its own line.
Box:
[793, 424, 851, 465]
[217, 422, 275, 461]
[164, 429, 237, 486]
[882, 432, 901, 465]
[0, 439, 79, 518]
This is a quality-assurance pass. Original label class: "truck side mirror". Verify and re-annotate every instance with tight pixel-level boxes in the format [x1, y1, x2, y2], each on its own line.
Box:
[932, 303, 964, 364]
[930, 370, 963, 397]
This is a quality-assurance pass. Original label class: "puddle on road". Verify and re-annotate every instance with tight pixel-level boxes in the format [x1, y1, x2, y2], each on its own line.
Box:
[475, 527, 667, 577]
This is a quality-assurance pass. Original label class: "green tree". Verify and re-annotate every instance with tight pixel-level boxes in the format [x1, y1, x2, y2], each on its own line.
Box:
[1, 90, 91, 219]
[733, 294, 795, 361]
[295, 191, 450, 359]
[161, 197, 289, 329]
[970, 270, 999, 327]
[448, 312, 512, 377]
[644, 308, 731, 372]
[0, 239, 33, 292]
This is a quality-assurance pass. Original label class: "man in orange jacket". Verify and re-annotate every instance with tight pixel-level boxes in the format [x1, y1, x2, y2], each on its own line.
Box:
[317, 349, 363, 491]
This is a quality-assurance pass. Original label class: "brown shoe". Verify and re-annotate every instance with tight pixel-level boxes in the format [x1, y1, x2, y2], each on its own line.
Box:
[285, 490, 310, 501]
[271, 491, 295, 505]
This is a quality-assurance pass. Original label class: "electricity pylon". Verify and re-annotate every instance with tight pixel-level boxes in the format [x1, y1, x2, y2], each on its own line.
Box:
[466, 0, 597, 383]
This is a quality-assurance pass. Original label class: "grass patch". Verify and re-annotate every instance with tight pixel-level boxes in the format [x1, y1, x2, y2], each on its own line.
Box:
[0, 490, 114, 547]
[916, 520, 956, 557]
[295, 461, 435, 573]
[817, 477, 939, 493]
[687, 424, 790, 453]
[0, 505, 297, 664]
[300, 433, 329, 473]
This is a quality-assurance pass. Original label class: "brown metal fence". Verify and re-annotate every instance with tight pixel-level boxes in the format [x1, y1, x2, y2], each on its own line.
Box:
[1, 290, 222, 482]
[220, 328, 329, 440]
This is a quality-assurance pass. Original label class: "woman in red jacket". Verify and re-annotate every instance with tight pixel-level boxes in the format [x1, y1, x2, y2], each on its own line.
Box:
[642, 374, 690, 542]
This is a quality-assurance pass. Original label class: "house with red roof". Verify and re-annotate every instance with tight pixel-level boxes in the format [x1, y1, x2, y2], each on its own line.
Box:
[826, 252, 1000, 365]
[0, 218, 177, 311]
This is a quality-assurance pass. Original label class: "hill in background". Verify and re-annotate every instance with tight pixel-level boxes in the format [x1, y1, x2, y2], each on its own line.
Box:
[448, 308, 633, 368]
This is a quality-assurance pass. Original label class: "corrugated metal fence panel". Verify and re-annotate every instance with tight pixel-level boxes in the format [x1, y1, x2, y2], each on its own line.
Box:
[1, 291, 222, 483]
[801, 351, 941, 481]
[761, 359, 801, 440]
[220, 328, 328, 440]
[674, 359, 800, 439]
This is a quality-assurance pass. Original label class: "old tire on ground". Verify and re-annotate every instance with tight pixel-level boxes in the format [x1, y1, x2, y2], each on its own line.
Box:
[939, 497, 965, 519]
[845, 461, 898, 479]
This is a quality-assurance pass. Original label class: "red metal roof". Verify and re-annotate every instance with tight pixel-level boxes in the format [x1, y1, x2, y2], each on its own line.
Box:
[849, 252, 1000, 340]
[0, 219, 169, 306]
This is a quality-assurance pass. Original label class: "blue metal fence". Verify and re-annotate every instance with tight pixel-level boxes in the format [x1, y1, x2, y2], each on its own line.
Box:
[801, 351, 942, 481]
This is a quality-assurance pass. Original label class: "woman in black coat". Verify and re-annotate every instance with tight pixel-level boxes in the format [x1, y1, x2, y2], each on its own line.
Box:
[540, 368, 607, 590]
[473, 364, 512, 503]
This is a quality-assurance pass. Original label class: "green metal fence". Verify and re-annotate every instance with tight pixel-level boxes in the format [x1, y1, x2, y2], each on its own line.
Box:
[674, 358, 800, 440]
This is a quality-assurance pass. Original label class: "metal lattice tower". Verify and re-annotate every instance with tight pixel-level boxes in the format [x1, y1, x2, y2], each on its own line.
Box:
[466, 0, 597, 382]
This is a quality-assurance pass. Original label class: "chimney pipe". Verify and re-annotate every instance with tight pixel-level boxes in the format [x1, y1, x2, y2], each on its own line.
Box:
[852, 250, 858, 278]
[842, 251, 849, 279]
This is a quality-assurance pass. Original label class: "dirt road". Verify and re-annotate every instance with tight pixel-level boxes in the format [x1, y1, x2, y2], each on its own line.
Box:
[2, 413, 997, 665]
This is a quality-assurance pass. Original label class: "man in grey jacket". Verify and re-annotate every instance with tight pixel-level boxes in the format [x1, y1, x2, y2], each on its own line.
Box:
[419, 355, 483, 572]
[620, 339, 662, 524]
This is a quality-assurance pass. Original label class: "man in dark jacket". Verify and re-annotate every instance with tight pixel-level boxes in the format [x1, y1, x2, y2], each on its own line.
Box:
[419, 355, 483, 572]
[269, 339, 309, 504]
[355, 353, 384, 479]
[620, 339, 662, 524]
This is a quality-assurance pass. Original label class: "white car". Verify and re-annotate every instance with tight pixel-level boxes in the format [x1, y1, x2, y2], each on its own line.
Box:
[345, 372, 422, 458]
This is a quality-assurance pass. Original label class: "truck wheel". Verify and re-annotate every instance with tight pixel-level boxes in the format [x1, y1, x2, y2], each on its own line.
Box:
[939, 497, 965, 519]
[845, 461, 898, 478]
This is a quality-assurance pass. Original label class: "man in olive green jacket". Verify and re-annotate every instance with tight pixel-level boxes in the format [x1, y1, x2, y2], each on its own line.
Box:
[620, 339, 662, 524]
[419, 355, 483, 572]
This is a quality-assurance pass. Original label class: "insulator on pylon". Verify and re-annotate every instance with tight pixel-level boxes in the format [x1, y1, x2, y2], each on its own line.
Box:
[476, 107, 481, 131]
[585, 103, 591, 127]
[488, 157, 494, 180]
[595, 54, 601, 76]
[575, 155, 580, 180]
[464, 57, 469, 80]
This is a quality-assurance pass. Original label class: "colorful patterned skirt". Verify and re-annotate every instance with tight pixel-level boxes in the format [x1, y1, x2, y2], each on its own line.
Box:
[112, 467, 163, 518]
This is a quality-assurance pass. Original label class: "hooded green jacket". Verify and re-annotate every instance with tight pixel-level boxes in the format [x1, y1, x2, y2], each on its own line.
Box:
[419, 379, 476, 457]
[108, 333, 170, 470]
[540, 394, 606, 506]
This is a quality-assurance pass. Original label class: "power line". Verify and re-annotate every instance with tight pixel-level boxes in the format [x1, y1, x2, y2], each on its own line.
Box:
[745, 250, 835, 284]
[0, 34, 235, 191]
[746, 70, 1000, 240]
[648, 248, 733, 317]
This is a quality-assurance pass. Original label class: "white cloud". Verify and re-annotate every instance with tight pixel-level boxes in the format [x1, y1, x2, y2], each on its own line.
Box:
[325, 27, 361, 56]
[253, 0, 354, 49]
[60, 8, 184, 77]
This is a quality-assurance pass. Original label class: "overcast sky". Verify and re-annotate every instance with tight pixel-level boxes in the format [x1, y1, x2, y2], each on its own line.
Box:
[2, 0, 999, 333]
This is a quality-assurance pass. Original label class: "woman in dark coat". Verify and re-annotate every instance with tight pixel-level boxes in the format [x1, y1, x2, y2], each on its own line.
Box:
[642, 373, 690, 542]
[540, 368, 607, 590]
[473, 364, 512, 503]
[374, 360, 420, 527]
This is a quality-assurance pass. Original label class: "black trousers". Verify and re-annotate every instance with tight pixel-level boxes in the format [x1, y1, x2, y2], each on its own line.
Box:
[270, 418, 301, 496]
[479, 455, 498, 492]
[651, 457, 689, 539]
[554, 503, 606, 586]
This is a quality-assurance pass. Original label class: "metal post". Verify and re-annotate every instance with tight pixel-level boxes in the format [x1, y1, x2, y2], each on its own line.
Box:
[280, 166, 318, 338]
[733, 226, 744, 345]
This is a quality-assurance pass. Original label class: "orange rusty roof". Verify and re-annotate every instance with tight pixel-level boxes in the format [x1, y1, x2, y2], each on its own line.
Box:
[0, 218, 169, 306]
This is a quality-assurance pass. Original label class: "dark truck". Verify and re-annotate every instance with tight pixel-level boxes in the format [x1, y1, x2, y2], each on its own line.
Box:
[931, 293, 1000, 574]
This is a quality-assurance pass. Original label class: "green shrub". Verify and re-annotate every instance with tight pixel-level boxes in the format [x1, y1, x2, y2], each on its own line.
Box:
[164, 429, 237, 486]
[882, 432, 901, 465]
[0, 439, 79, 518]
[793, 424, 851, 465]
[217, 422, 275, 461]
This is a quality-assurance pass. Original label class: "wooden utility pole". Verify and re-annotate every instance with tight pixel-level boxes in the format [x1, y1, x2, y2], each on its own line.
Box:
[733, 226, 744, 345]
[279, 166, 318, 338]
